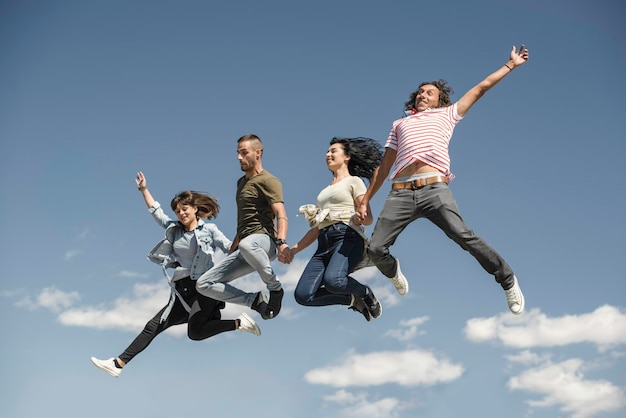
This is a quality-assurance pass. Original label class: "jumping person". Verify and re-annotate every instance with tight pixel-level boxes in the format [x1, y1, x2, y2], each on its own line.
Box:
[357, 45, 529, 315]
[196, 134, 289, 320]
[90, 172, 260, 378]
[288, 137, 383, 321]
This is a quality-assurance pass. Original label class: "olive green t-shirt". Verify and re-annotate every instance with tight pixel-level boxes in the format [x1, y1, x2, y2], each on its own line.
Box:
[236, 170, 284, 240]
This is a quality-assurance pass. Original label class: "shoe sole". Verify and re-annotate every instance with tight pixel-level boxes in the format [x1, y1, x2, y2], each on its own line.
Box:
[90, 357, 120, 378]
[392, 258, 409, 295]
[239, 312, 262, 336]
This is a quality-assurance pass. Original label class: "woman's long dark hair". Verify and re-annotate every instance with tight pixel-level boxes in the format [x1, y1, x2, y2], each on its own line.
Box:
[330, 137, 383, 182]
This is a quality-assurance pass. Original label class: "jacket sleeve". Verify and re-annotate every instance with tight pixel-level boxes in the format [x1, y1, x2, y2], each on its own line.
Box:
[149, 201, 176, 230]
[210, 224, 232, 253]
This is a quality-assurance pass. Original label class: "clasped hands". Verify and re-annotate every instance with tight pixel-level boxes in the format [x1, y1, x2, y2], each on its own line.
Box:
[277, 245, 294, 264]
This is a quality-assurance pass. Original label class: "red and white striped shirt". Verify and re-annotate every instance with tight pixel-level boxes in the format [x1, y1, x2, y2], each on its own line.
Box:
[385, 103, 463, 182]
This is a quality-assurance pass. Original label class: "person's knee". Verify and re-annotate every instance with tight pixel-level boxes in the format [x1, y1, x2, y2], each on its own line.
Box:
[294, 289, 313, 306]
[187, 329, 203, 341]
[323, 274, 347, 293]
[237, 238, 256, 255]
[367, 243, 386, 261]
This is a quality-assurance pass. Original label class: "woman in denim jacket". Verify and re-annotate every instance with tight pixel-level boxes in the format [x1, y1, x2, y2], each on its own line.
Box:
[90, 172, 261, 378]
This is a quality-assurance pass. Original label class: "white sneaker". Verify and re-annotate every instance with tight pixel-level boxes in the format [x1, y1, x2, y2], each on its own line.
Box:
[504, 276, 525, 315]
[90, 357, 122, 378]
[389, 257, 409, 295]
[237, 312, 261, 336]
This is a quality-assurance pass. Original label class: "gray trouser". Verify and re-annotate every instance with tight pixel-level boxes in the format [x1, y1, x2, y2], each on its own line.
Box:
[195, 233, 281, 306]
[367, 182, 515, 289]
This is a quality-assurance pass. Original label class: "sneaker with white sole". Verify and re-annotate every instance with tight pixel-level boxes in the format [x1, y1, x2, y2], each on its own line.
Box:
[504, 275, 525, 315]
[348, 295, 372, 322]
[363, 286, 382, 319]
[90, 357, 122, 378]
[237, 312, 261, 336]
[389, 257, 409, 295]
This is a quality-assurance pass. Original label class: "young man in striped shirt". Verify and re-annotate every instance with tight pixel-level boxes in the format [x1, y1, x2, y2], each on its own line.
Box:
[356, 45, 529, 315]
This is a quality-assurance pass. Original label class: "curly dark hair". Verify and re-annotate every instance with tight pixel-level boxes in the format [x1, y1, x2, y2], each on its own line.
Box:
[170, 191, 220, 220]
[330, 137, 383, 182]
[404, 79, 454, 112]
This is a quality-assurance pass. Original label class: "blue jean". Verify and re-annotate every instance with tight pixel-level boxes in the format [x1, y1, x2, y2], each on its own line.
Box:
[294, 223, 368, 306]
[367, 182, 515, 289]
[195, 233, 280, 306]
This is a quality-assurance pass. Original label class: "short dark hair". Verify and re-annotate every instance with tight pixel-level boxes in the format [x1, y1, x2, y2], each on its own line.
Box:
[237, 133, 263, 155]
[404, 79, 454, 111]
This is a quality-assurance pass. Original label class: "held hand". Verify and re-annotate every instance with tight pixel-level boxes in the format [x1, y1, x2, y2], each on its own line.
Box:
[278, 245, 293, 264]
[509, 44, 529, 68]
[136, 171, 147, 190]
[356, 202, 368, 221]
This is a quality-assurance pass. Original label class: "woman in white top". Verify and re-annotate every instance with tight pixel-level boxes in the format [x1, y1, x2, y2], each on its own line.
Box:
[289, 138, 383, 321]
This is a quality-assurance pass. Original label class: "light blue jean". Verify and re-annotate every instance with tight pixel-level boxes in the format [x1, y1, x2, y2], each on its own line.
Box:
[294, 223, 368, 306]
[368, 182, 515, 289]
[195, 233, 280, 306]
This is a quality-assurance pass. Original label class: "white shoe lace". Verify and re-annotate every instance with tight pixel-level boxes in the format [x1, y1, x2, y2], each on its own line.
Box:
[505, 277, 524, 314]
[390, 260, 409, 295]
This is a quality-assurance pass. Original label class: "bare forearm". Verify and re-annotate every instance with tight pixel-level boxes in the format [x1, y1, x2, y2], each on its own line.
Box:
[291, 228, 319, 255]
[363, 149, 394, 204]
[139, 188, 156, 208]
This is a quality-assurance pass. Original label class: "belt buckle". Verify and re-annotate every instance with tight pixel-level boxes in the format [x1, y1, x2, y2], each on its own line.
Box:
[410, 179, 423, 190]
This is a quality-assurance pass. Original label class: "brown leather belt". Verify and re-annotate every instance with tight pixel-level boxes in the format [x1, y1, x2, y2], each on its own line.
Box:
[391, 175, 448, 190]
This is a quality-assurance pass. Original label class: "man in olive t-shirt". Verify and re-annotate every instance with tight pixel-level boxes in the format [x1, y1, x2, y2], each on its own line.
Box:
[196, 134, 290, 319]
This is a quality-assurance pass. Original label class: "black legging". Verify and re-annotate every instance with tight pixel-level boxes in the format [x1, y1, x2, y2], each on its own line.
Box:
[119, 277, 235, 364]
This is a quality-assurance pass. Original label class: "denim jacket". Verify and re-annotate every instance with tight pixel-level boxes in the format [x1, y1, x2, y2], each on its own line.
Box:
[145, 202, 232, 321]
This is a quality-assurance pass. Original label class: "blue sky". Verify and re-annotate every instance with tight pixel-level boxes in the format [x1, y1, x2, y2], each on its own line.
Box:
[1, 1, 625, 417]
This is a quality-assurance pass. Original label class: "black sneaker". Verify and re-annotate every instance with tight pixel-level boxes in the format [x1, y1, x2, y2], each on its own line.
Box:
[363, 286, 382, 319]
[267, 288, 284, 319]
[251, 291, 271, 320]
[348, 295, 371, 322]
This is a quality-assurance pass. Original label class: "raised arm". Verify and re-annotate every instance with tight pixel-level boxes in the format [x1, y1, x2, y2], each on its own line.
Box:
[356, 147, 397, 220]
[136, 171, 156, 208]
[456, 44, 529, 117]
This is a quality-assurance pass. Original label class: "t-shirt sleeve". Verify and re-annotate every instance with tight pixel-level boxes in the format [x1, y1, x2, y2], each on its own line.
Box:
[385, 119, 401, 150]
[350, 177, 367, 199]
[260, 175, 284, 205]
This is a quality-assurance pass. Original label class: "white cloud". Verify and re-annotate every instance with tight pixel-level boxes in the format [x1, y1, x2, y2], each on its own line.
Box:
[119, 270, 150, 278]
[77, 227, 90, 240]
[508, 358, 626, 418]
[464, 305, 626, 350]
[385, 316, 429, 341]
[4, 288, 38, 311]
[324, 390, 403, 418]
[37, 287, 80, 312]
[64, 249, 82, 261]
[304, 348, 463, 388]
[505, 349, 551, 366]
[57, 282, 169, 333]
